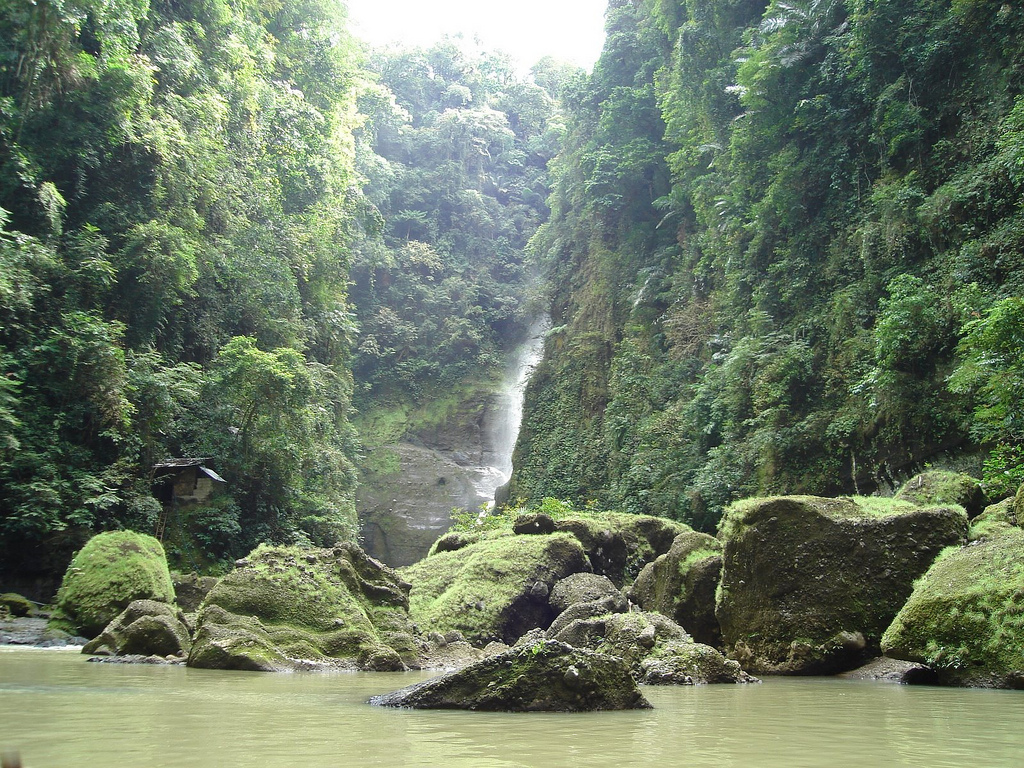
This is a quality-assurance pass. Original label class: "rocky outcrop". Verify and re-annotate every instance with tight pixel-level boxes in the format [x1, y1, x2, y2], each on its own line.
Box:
[188, 542, 417, 672]
[716, 495, 968, 675]
[548, 573, 621, 614]
[837, 656, 938, 684]
[82, 599, 191, 658]
[50, 531, 175, 638]
[369, 639, 651, 711]
[402, 533, 589, 646]
[881, 528, 1024, 688]
[629, 531, 723, 646]
[358, 443, 492, 567]
[513, 511, 692, 586]
[895, 471, 988, 518]
[551, 610, 755, 685]
[171, 573, 219, 613]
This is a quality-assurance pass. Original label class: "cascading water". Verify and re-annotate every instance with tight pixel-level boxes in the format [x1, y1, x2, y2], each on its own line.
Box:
[472, 315, 550, 505]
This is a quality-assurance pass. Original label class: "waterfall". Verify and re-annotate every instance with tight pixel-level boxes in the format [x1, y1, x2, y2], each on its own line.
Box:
[473, 315, 550, 504]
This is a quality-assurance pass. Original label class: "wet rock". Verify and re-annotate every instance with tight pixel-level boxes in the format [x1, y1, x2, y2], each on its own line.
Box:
[188, 542, 417, 672]
[881, 528, 1024, 688]
[86, 653, 185, 665]
[716, 495, 968, 675]
[629, 531, 723, 647]
[548, 573, 620, 615]
[369, 640, 651, 711]
[838, 656, 938, 684]
[402, 533, 590, 646]
[49, 531, 175, 638]
[82, 599, 191, 657]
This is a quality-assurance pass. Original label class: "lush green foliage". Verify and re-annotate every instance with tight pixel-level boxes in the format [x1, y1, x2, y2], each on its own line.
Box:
[0, 0, 363, 581]
[512, 0, 1024, 529]
[348, 41, 570, 405]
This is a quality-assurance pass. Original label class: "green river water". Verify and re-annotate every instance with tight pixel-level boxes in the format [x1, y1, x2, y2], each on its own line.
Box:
[2, 646, 1023, 767]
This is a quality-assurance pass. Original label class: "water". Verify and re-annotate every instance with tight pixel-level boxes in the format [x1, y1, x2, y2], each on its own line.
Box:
[3, 647, 1024, 767]
[473, 315, 550, 503]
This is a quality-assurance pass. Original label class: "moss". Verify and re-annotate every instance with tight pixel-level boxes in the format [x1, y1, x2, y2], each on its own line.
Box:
[969, 498, 1018, 541]
[0, 593, 36, 617]
[716, 495, 968, 674]
[191, 543, 415, 670]
[52, 531, 175, 638]
[403, 533, 588, 645]
[895, 471, 987, 517]
[882, 528, 1024, 686]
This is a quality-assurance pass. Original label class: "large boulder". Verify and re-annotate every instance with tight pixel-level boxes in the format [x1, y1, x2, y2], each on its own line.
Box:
[369, 639, 651, 711]
[188, 542, 417, 672]
[551, 610, 755, 685]
[514, 511, 691, 586]
[82, 599, 191, 658]
[402, 533, 589, 646]
[171, 572, 220, 613]
[629, 531, 723, 647]
[716, 495, 968, 675]
[548, 573, 621, 614]
[881, 528, 1024, 688]
[50, 531, 175, 638]
[895, 471, 988, 518]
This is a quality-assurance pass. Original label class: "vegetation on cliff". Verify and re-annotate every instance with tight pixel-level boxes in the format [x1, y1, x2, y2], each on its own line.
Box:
[510, 0, 1024, 530]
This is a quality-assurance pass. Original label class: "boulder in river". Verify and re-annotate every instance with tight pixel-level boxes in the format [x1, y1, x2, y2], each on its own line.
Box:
[629, 531, 723, 647]
[402, 532, 589, 646]
[716, 495, 968, 675]
[881, 527, 1024, 688]
[82, 599, 191, 658]
[50, 531, 175, 638]
[188, 542, 417, 672]
[369, 639, 651, 711]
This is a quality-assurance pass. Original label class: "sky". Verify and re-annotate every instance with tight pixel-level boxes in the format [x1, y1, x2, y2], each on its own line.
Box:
[344, 0, 609, 70]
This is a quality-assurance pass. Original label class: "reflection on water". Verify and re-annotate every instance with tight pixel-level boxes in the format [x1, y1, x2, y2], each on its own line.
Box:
[3, 647, 1023, 768]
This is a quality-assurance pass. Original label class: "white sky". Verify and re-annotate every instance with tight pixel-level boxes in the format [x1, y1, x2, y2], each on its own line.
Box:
[344, 0, 609, 70]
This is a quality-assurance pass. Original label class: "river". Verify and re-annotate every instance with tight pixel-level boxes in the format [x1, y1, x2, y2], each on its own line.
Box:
[2, 647, 1023, 767]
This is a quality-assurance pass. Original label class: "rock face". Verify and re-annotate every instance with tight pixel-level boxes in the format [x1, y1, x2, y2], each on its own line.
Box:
[402, 533, 589, 646]
[629, 531, 723, 647]
[358, 443, 491, 567]
[171, 573, 220, 613]
[369, 640, 651, 711]
[513, 511, 691, 586]
[895, 471, 988, 518]
[51, 531, 175, 638]
[881, 528, 1024, 688]
[716, 495, 968, 675]
[82, 599, 191, 658]
[188, 542, 417, 672]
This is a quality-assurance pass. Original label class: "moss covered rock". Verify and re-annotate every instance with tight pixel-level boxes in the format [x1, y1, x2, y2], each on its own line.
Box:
[548, 573, 621, 614]
[640, 640, 758, 685]
[0, 593, 36, 618]
[514, 511, 691, 586]
[716, 495, 968, 675]
[82, 599, 191, 658]
[369, 639, 651, 711]
[881, 528, 1024, 688]
[895, 471, 988, 518]
[171, 573, 220, 613]
[629, 531, 723, 647]
[552, 610, 754, 685]
[51, 531, 175, 638]
[402, 533, 589, 645]
[188, 542, 416, 672]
